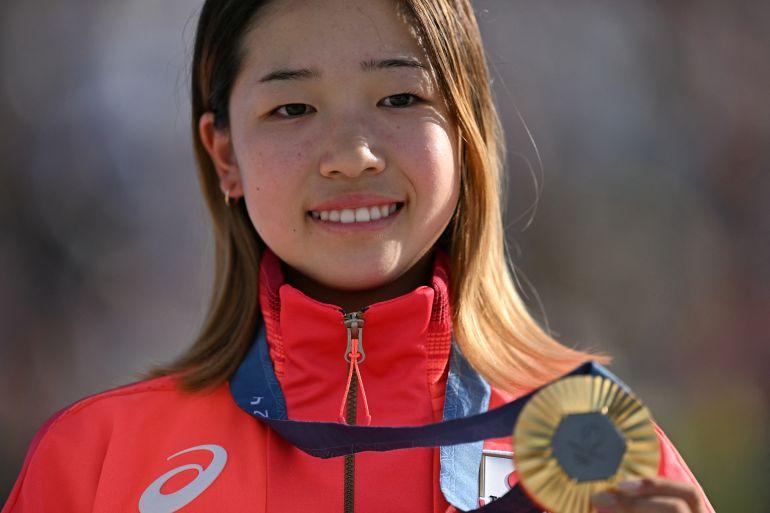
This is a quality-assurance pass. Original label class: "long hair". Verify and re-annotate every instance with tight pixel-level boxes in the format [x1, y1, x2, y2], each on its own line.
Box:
[150, 0, 610, 393]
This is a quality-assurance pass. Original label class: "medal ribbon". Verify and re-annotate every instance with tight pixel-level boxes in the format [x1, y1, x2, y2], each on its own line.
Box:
[230, 323, 629, 513]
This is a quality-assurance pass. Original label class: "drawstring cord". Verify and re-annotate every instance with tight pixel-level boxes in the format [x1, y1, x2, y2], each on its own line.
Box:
[339, 337, 371, 426]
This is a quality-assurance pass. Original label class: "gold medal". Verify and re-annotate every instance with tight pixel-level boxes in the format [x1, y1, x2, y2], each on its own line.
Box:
[513, 375, 660, 513]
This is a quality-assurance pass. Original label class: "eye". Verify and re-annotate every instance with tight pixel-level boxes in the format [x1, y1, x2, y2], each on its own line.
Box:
[268, 92, 423, 119]
[270, 103, 316, 119]
[379, 92, 423, 108]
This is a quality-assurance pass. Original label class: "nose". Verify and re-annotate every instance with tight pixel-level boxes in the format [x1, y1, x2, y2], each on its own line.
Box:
[319, 132, 385, 179]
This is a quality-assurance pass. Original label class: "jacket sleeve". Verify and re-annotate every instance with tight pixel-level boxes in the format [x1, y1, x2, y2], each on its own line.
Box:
[655, 423, 716, 513]
[1, 405, 108, 513]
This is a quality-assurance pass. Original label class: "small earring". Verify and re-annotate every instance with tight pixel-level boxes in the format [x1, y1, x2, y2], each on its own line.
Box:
[224, 189, 231, 206]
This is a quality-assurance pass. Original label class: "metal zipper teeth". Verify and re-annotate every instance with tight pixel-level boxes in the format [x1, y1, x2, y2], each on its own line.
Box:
[341, 307, 367, 513]
[343, 381, 357, 513]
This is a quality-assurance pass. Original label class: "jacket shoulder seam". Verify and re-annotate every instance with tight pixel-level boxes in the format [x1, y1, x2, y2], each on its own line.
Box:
[53, 376, 179, 424]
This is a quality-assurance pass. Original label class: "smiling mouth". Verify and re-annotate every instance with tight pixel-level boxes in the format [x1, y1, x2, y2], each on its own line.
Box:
[307, 202, 405, 224]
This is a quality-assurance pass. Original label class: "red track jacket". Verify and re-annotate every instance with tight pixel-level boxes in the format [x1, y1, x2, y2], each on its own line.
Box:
[3, 248, 715, 512]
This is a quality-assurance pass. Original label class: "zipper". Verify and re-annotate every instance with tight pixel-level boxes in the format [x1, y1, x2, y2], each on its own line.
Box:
[339, 308, 369, 513]
[343, 309, 366, 364]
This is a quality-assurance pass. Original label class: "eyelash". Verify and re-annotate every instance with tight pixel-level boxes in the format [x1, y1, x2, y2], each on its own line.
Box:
[269, 91, 424, 119]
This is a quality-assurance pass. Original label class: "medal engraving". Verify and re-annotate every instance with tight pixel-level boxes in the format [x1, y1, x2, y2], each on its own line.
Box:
[551, 412, 626, 481]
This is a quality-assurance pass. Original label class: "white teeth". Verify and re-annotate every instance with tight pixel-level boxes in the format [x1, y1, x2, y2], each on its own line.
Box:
[310, 202, 401, 224]
[354, 207, 370, 222]
[340, 209, 355, 223]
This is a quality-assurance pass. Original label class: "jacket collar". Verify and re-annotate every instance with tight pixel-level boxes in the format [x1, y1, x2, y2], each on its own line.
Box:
[230, 249, 490, 511]
[257, 246, 454, 423]
[230, 246, 490, 510]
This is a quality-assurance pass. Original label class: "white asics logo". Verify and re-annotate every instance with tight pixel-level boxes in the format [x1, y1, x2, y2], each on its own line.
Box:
[138, 444, 227, 513]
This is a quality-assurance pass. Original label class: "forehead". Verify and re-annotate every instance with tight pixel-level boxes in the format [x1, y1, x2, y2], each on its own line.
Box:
[239, 0, 429, 78]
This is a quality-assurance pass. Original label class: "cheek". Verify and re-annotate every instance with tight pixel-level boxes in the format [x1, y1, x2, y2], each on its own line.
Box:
[239, 136, 308, 188]
[397, 123, 458, 213]
[235, 134, 314, 231]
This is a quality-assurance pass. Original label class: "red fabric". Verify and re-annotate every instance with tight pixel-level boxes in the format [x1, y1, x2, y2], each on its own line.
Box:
[258, 246, 453, 391]
[2, 247, 714, 513]
[2, 379, 716, 513]
[258, 247, 452, 513]
[2, 377, 267, 513]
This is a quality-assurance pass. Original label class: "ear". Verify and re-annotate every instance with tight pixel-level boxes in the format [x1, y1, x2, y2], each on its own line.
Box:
[198, 112, 244, 199]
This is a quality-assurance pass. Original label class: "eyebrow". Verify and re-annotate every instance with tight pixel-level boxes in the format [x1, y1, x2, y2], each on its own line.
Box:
[258, 57, 427, 84]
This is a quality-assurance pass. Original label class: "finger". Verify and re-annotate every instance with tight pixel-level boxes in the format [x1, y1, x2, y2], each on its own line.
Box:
[622, 496, 691, 513]
[614, 478, 704, 513]
[591, 492, 690, 513]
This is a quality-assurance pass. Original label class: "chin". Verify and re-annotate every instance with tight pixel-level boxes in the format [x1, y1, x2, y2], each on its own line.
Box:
[313, 267, 399, 292]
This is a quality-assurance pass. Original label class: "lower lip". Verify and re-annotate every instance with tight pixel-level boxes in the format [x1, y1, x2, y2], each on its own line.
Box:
[308, 205, 403, 233]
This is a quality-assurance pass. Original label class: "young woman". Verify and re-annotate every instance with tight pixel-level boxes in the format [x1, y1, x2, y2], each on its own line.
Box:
[3, 1, 715, 512]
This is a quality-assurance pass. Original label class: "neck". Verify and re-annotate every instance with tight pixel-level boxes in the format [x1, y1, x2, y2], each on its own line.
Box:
[281, 250, 436, 313]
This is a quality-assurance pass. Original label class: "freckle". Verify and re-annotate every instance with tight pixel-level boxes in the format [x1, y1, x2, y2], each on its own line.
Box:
[256, 187, 260, 191]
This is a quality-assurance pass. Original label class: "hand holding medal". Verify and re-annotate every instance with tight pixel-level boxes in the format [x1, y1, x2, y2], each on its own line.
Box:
[513, 375, 706, 513]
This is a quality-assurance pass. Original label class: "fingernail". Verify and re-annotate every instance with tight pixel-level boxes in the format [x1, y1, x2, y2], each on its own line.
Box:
[618, 479, 642, 495]
[591, 492, 617, 508]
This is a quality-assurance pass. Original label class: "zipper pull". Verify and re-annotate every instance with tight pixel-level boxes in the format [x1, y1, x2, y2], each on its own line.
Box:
[338, 308, 372, 426]
[343, 310, 366, 363]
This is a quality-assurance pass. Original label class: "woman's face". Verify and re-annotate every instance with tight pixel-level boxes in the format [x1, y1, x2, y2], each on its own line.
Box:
[202, 0, 460, 292]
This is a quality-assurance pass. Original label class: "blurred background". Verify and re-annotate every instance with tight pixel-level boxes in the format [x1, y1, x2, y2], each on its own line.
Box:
[1, 0, 767, 510]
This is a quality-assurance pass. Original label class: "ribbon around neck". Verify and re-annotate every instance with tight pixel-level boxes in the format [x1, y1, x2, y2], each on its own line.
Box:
[230, 322, 629, 513]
